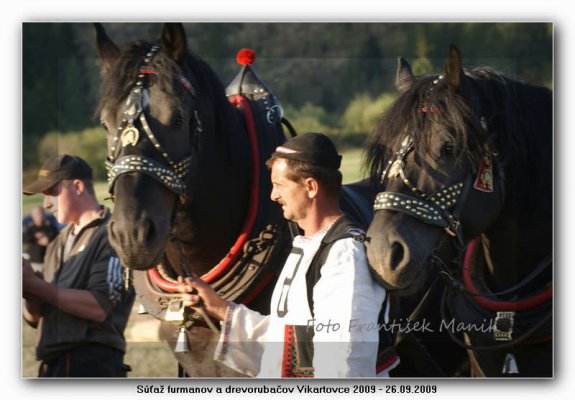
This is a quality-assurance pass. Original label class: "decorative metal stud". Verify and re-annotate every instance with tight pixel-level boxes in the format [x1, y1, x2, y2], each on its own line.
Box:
[120, 126, 140, 147]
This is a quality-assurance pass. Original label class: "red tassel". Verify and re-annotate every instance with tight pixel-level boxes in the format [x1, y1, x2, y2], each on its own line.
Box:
[237, 48, 256, 65]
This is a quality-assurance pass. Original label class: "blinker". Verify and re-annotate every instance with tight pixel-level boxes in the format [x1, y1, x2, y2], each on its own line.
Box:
[124, 87, 144, 122]
[106, 43, 196, 199]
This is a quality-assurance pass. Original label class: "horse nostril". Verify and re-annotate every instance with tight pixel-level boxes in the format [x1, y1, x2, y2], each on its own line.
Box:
[390, 241, 405, 272]
[138, 219, 156, 245]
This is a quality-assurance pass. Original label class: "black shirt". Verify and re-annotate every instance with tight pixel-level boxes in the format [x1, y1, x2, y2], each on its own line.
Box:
[35, 208, 134, 362]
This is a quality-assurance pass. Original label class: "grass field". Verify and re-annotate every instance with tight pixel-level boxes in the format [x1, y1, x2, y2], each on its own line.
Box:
[21, 147, 369, 377]
[22, 304, 178, 378]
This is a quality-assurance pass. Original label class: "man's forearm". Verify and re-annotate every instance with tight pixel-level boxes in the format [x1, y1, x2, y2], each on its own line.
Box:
[25, 278, 107, 323]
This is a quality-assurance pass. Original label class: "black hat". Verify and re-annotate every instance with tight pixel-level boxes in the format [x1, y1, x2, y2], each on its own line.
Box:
[269, 132, 342, 169]
[23, 154, 93, 195]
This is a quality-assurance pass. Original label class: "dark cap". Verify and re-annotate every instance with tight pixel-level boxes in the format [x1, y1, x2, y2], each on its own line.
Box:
[269, 132, 342, 169]
[23, 154, 93, 195]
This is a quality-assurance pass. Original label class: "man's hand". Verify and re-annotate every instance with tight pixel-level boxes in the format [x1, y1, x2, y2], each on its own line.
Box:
[34, 231, 50, 246]
[22, 257, 107, 323]
[22, 258, 44, 325]
[22, 258, 41, 299]
[177, 276, 230, 321]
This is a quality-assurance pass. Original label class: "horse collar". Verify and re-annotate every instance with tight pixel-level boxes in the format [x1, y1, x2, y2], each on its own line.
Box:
[462, 237, 552, 311]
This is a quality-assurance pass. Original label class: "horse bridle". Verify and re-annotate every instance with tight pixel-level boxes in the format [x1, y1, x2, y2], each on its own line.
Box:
[105, 44, 201, 203]
[374, 129, 553, 357]
[373, 135, 477, 247]
[102, 45, 221, 333]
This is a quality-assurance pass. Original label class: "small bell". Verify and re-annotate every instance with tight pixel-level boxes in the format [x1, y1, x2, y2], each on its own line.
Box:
[174, 327, 188, 353]
[138, 303, 147, 314]
[502, 353, 519, 374]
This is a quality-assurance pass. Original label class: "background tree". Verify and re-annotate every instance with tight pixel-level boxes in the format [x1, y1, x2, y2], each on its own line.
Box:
[22, 22, 552, 180]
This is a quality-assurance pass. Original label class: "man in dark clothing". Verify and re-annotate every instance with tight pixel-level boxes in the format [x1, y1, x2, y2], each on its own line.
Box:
[22, 206, 59, 270]
[22, 154, 135, 377]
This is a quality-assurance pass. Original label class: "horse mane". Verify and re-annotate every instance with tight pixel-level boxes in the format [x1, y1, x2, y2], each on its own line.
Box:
[467, 67, 552, 217]
[365, 74, 486, 179]
[366, 66, 552, 217]
[96, 40, 244, 166]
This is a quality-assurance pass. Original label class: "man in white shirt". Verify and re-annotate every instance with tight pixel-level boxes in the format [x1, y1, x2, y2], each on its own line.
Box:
[179, 132, 398, 377]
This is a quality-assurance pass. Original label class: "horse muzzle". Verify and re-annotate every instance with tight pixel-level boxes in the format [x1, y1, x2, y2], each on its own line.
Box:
[366, 212, 438, 296]
[108, 215, 168, 270]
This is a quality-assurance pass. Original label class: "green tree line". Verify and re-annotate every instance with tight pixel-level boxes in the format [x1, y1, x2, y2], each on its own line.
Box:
[23, 22, 552, 179]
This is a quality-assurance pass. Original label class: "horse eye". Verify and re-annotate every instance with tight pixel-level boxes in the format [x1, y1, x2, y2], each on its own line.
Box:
[100, 121, 109, 131]
[442, 143, 455, 156]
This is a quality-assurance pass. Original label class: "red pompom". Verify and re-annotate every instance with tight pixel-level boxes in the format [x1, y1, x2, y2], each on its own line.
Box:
[237, 48, 256, 65]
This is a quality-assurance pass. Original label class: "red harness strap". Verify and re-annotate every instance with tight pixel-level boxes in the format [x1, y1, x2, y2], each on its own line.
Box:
[462, 238, 552, 312]
[137, 66, 195, 97]
[202, 95, 260, 283]
[147, 94, 261, 290]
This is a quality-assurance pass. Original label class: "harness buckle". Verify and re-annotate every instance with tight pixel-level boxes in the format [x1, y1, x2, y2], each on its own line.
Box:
[165, 299, 186, 323]
[493, 311, 516, 341]
[445, 217, 461, 236]
[445, 218, 464, 247]
[388, 159, 403, 178]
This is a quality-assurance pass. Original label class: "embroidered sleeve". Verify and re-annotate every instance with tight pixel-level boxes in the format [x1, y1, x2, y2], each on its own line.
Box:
[213, 303, 270, 377]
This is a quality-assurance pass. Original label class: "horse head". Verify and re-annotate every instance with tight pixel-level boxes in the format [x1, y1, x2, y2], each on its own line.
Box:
[96, 23, 249, 271]
[365, 45, 509, 295]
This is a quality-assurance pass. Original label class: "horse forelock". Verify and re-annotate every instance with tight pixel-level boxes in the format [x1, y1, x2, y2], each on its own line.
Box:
[96, 40, 242, 150]
[96, 41, 183, 120]
[366, 74, 485, 185]
[367, 66, 552, 217]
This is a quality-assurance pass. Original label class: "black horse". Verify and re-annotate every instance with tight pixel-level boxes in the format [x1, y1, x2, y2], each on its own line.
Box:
[95, 23, 296, 376]
[365, 45, 552, 377]
[95, 23, 378, 377]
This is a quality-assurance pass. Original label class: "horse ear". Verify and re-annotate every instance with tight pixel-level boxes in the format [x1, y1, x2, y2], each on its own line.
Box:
[444, 44, 464, 91]
[396, 57, 415, 92]
[94, 23, 120, 70]
[161, 23, 188, 64]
